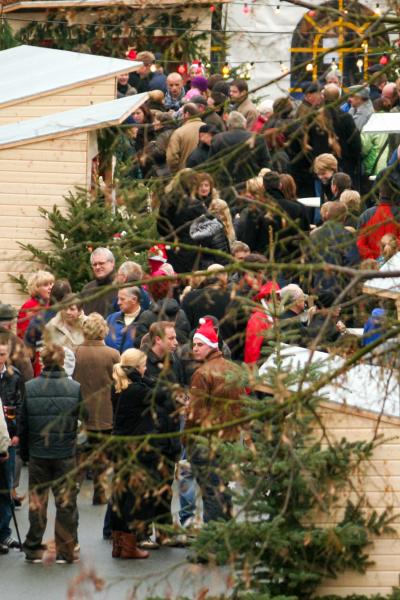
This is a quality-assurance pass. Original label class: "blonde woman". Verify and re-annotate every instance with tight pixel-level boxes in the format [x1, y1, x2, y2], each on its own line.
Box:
[17, 270, 54, 340]
[110, 349, 166, 560]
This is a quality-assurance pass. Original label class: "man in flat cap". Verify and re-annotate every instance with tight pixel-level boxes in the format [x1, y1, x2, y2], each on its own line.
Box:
[186, 123, 218, 168]
[348, 85, 374, 130]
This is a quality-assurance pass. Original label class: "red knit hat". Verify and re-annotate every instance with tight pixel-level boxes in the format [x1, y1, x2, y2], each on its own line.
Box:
[193, 317, 219, 349]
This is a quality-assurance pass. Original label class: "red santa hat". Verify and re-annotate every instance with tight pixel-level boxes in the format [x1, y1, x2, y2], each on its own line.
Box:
[193, 317, 219, 349]
[148, 244, 168, 263]
[254, 281, 280, 301]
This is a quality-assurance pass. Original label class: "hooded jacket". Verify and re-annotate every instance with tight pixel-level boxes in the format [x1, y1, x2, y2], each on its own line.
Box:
[135, 298, 190, 347]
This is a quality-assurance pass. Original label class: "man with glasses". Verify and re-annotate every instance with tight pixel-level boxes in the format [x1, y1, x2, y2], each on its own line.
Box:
[81, 247, 117, 317]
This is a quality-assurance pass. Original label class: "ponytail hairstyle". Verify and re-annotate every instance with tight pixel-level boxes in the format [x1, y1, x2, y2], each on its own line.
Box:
[113, 348, 147, 393]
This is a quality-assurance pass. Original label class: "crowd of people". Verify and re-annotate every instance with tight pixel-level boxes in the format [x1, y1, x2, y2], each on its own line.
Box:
[1, 50, 400, 567]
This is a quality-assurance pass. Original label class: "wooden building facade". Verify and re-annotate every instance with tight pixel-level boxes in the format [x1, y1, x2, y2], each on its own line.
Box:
[0, 45, 142, 306]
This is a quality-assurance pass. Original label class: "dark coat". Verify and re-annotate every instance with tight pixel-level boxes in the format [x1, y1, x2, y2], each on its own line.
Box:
[0, 326, 33, 382]
[189, 213, 231, 269]
[135, 298, 190, 346]
[0, 365, 25, 437]
[186, 142, 210, 168]
[209, 128, 271, 193]
[236, 204, 276, 254]
[81, 272, 117, 318]
[266, 188, 310, 261]
[19, 368, 81, 461]
[181, 284, 231, 330]
[309, 220, 360, 306]
[157, 196, 207, 273]
[220, 285, 255, 361]
[145, 349, 184, 459]
[112, 368, 158, 437]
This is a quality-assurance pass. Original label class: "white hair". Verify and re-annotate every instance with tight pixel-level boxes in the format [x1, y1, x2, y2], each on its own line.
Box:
[279, 284, 304, 303]
[90, 247, 115, 265]
[227, 111, 247, 130]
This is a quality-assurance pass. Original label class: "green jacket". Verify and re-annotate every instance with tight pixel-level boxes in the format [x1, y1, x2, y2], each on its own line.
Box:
[361, 131, 389, 176]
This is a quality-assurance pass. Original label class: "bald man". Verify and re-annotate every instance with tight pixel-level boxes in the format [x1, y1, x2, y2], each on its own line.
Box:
[165, 72, 185, 111]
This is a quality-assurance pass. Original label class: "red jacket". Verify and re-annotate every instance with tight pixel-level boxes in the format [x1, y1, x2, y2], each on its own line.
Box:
[244, 310, 273, 364]
[357, 203, 400, 259]
[17, 297, 44, 340]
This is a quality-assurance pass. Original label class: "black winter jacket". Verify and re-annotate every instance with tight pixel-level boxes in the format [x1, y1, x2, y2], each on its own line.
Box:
[157, 195, 206, 273]
[112, 368, 158, 437]
[0, 365, 25, 437]
[209, 128, 271, 193]
[189, 214, 230, 269]
[145, 350, 183, 459]
[19, 368, 81, 461]
[135, 299, 190, 346]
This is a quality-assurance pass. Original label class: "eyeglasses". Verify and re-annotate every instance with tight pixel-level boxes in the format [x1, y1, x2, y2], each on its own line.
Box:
[92, 261, 108, 267]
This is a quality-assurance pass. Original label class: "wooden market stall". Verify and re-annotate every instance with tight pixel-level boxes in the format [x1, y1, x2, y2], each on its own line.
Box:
[260, 346, 400, 596]
[0, 92, 148, 307]
[0, 44, 141, 125]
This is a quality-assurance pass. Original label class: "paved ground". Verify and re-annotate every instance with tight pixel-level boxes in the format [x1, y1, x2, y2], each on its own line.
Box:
[1, 467, 230, 600]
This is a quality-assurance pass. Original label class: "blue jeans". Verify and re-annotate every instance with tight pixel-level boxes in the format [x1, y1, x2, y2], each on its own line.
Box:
[178, 459, 196, 526]
[190, 444, 232, 523]
[0, 446, 15, 542]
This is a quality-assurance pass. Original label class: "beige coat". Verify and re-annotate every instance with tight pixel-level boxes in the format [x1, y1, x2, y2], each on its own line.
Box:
[237, 97, 259, 130]
[166, 117, 203, 172]
[73, 340, 120, 431]
[45, 311, 86, 352]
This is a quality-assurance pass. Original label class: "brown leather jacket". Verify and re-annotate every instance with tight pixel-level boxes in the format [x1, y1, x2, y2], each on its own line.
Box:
[186, 350, 244, 440]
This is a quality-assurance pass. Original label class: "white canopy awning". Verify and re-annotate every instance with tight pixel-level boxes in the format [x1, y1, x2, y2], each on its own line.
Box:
[0, 93, 148, 149]
[0, 45, 141, 107]
[363, 112, 400, 134]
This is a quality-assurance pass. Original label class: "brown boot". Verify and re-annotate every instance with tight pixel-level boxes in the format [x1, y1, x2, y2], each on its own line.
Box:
[112, 531, 121, 558]
[119, 532, 149, 559]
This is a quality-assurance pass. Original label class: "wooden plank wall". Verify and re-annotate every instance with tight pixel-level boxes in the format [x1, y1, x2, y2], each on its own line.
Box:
[315, 402, 400, 596]
[0, 78, 116, 124]
[0, 132, 88, 307]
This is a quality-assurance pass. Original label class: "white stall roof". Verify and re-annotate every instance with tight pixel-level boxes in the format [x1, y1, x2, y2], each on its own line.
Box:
[363, 112, 400, 133]
[0, 45, 141, 107]
[0, 93, 148, 149]
[2, 0, 224, 10]
[260, 345, 400, 419]
[365, 252, 400, 294]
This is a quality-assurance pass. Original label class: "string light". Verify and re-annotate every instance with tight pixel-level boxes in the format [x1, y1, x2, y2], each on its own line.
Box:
[209, 4, 216, 12]
[306, 63, 313, 72]
[356, 58, 363, 72]
[374, 3, 381, 15]
[331, 57, 338, 71]
[274, 0, 281, 12]
[222, 63, 231, 78]
[243, 3, 250, 14]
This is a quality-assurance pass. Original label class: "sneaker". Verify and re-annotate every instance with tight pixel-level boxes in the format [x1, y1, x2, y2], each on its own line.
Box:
[25, 556, 42, 564]
[138, 536, 160, 550]
[12, 495, 23, 509]
[2, 536, 21, 550]
[55, 554, 80, 564]
[0, 543, 9, 555]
